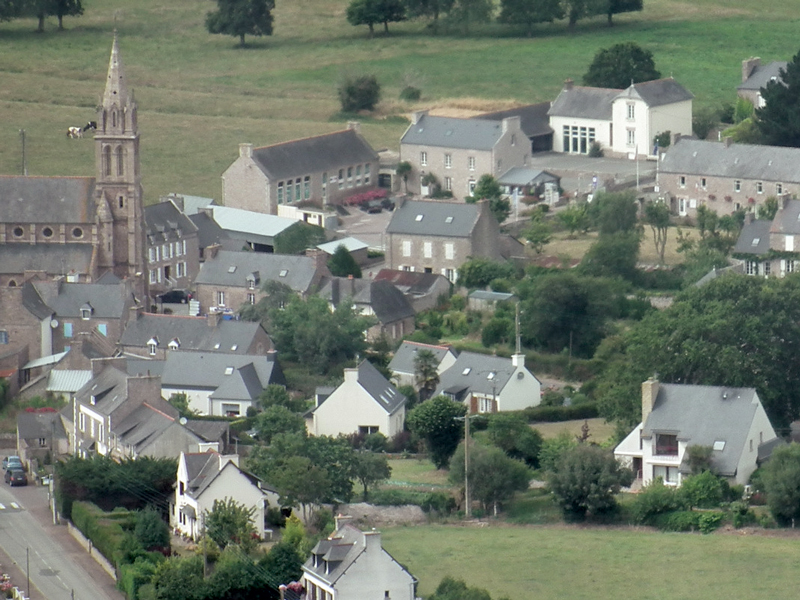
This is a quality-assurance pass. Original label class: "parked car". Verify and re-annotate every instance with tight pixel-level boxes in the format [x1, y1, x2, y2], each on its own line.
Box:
[5, 469, 27, 486]
[2, 456, 22, 471]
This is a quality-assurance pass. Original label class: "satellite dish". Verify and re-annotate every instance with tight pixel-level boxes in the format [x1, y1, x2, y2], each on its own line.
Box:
[50, 319, 59, 329]
[179, 417, 188, 425]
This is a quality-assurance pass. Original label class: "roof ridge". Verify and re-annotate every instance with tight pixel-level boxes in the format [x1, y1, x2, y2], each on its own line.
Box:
[142, 402, 176, 421]
[255, 128, 354, 151]
[404, 340, 451, 350]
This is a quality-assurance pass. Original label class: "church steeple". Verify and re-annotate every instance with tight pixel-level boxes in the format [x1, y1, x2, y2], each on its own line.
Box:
[103, 32, 129, 108]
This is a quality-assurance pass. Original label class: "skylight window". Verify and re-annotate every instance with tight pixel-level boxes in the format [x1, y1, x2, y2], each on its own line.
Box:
[214, 343, 221, 349]
[228, 265, 236, 273]
[462, 367, 471, 376]
[752, 238, 760, 246]
[713, 440, 726, 451]
[445, 216, 454, 224]
[231, 344, 238, 351]
[279, 269, 288, 277]
[415, 214, 424, 222]
[487, 372, 496, 380]
[224, 367, 234, 375]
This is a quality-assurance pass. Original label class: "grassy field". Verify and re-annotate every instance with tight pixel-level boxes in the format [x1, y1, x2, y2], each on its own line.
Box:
[532, 417, 616, 442]
[1, 0, 800, 200]
[386, 457, 450, 487]
[382, 524, 800, 599]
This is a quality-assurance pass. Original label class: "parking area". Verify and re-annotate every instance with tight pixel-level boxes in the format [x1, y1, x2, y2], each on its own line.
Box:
[336, 203, 396, 252]
[527, 152, 658, 197]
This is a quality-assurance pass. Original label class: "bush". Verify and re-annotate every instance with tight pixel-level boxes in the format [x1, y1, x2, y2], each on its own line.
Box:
[680, 471, 725, 508]
[399, 85, 421, 101]
[72, 502, 133, 567]
[730, 501, 756, 528]
[698, 511, 724, 534]
[652, 510, 701, 532]
[338, 74, 381, 112]
[631, 478, 685, 525]
[420, 491, 456, 515]
[523, 403, 599, 423]
[118, 558, 159, 600]
[368, 488, 428, 506]
[588, 142, 604, 158]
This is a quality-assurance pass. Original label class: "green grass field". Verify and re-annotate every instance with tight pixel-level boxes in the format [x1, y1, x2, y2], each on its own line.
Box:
[382, 524, 800, 599]
[386, 457, 451, 487]
[1, 0, 800, 200]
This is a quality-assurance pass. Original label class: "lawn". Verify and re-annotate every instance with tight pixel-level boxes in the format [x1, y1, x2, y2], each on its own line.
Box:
[386, 457, 450, 488]
[382, 524, 800, 599]
[2, 0, 800, 199]
[532, 417, 616, 443]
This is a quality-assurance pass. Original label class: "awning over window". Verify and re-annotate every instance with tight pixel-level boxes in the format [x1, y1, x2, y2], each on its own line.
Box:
[179, 505, 196, 520]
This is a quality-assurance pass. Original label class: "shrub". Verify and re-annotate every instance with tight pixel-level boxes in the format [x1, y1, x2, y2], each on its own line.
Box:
[631, 478, 685, 525]
[72, 502, 133, 567]
[399, 85, 421, 101]
[680, 471, 725, 508]
[363, 432, 388, 452]
[420, 491, 456, 515]
[652, 510, 701, 532]
[338, 74, 381, 112]
[730, 501, 756, 528]
[523, 403, 599, 423]
[588, 142, 604, 157]
[698, 511, 724, 534]
[118, 558, 159, 600]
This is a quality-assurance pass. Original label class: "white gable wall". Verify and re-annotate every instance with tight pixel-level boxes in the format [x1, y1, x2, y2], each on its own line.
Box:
[610, 97, 649, 156]
[163, 386, 212, 416]
[496, 362, 541, 411]
[312, 377, 402, 438]
[549, 116, 611, 153]
[736, 396, 778, 485]
[334, 535, 416, 600]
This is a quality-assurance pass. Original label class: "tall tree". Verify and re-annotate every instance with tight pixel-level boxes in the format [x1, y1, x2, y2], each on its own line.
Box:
[396, 161, 412, 193]
[402, 0, 448, 32]
[352, 451, 392, 500]
[762, 443, 800, 525]
[328, 244, 362, 278]
[203, 498, 258, 552]
[206, 0, 274, 47]
[589, 190, 639, 234]
[51, 0, 82, 30]
[487, 412, 543, 467]
[255, 405, 307, 444]
[583, 42, 661, 89]
[414, 349, 440, 401]
[642, 201, 670, 265]
[756, 49, 800, 147]
[449, 442, 530, 514]
[445, 0, 493, 34]
[406, 395, 466, 469]
[497, 0, 563, 36]
[605, 0, 641, 26]
[347, 0, 406, 35]
[135, 507, 171, 551]
[467, 174, 511, 224]
[561, 0, 608, 28]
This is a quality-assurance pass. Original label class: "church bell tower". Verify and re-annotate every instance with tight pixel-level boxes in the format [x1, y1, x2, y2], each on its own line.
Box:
[95, 32, 148, 302]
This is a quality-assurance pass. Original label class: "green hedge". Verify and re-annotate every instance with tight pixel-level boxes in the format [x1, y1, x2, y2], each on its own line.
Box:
[369, 489, 456, 514]
[118, 560, 158, 600]
[523, 403, 599, 423]
[72, 501, 133, 568]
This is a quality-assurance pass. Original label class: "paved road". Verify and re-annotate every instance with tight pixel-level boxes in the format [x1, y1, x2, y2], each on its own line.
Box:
[0, 481, 124, 600]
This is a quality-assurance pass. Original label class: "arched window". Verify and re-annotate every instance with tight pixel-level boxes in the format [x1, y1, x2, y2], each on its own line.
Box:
[111, 110, 117, 128]
[116, 146, 124, 177]
[103, 146, 111, 176]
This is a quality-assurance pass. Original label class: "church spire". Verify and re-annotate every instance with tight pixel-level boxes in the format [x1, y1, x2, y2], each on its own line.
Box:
[103, 31, 129, 108]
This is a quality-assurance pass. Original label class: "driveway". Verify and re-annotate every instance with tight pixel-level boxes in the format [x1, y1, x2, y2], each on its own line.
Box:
[527, 152, 657, 197]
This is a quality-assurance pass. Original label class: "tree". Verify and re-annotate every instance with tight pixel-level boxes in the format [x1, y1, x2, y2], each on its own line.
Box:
[643, 201, 670, 265]
[762, 443, 800, 525]
[523, 213, 552, 254]
[338, 74, 381, 113]
[259, 384, 306, 413]
[272, 456, 332, 520]
[151, 555, 207, 600]
[402, 0, 447, 32]
[203, 498, 257, 552]
[396, 161, 412, 193]
[414, 349, 440, 402]
[327, 244, 362, 278]
[206, 546, 272, 599]
[449, 442, 530, 514]
[583, 42, 661, 89]
[346, 0, 406, 36]
[429, 576, 492, 600]
[135, 507, 170, 551]
[589, 190, 639, 234]
[692, 107, 719, 140]
[406, 396, 466, 469]
[445, 0, 493, 34]
[758, 196, 780, 221]
[548, 445, 630, 520]
[206, 0, 274, 47]
[497, 0, 563, 37]
[556, 204, 590, 237]
[580, 230, 641, 281]
[274, 222, 327, 255]
[255, 405, 307, 444]
[605, 0, 642, 26]
[352, 451, 392, 500]
[756, 49, 800, 147]
[562, 0, 607, 27]
[260, 540, 304, 585]
[486, 412, 543, 467]
[467, 174, 511, 224]
[457, 258, 516, 289]
[168, 392, 194, 418]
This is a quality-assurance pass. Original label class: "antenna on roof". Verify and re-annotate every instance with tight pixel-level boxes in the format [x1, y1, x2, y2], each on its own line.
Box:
[515, 302, 521, 355]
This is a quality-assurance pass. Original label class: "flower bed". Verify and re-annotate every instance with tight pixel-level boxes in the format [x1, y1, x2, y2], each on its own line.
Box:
[345, 189, 387, 206]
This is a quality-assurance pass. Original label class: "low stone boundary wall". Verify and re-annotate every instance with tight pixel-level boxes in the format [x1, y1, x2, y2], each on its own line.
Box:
[66, 521, 117, 581]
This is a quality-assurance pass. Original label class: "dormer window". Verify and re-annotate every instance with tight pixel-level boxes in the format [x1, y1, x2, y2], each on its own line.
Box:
[147, 337, 159, 356]
[80, 303, 94, 320]
[169, 338, 180, 350]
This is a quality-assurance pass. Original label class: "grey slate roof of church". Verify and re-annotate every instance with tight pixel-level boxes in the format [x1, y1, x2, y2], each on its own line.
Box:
[0, 244, 94, 276]
[659, 138, 800, 182]
[251, 129, 378, 180]
[738, 61, 788, 91]
[401, 114, 506, 150]
[386, 200, 481, 237]
[0, 176, 96, 223]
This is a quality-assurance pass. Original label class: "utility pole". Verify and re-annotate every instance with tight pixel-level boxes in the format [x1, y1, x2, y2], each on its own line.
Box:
[19, 129, 27, 176]
[464, 412, 470, 519]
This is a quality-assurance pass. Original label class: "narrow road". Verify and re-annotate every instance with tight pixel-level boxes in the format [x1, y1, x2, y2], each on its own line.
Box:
[0, 480, 124, 600]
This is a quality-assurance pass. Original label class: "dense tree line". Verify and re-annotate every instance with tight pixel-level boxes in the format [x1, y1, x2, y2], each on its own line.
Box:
[0, 0, 83, 30]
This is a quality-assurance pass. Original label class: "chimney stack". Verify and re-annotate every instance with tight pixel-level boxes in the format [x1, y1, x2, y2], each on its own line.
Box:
[207, 311, 222, 327]
[363, 530, 382, 553]
[724, 136, 733, 148]
[347, 121, 361, 134]
[239, 143, 253, 159]
[564, 78, 574, 91]
[334, 514, 353, 531]
[642, 377, 659, 424]
[411, 110, 428, 125]
[742, 57, 761, 83]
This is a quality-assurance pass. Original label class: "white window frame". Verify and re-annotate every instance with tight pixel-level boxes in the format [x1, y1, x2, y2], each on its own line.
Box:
[757, 181, 763, 194]
[420, 152, 427, 167]
[627, 103, 635, 120]
[423, 242, 432, 258]
[679, 176, 686, 188]
[734, 180, 742, 192]
[445, 243, 454, 260]
[444, 176, 452, 191]
[776, 183, 784, 195]
[626, 129, 636, 147]
[402, 240, 411, 257]
[444, 154, 452, 169]
[468, 156, 475, 171]
[217, 291, 226, 306]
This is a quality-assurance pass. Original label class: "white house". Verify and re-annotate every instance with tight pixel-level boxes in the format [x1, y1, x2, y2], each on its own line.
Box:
[548, 78, 693, 157]
[301, 515, 417, 600]
[615, 379, 780, 487]
[307, 360, 406, 438]
[172, 450, 281, 541]
[432, 351, 541, 414]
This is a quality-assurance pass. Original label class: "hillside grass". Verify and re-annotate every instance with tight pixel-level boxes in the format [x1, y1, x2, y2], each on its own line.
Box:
[386, 457, 450, 487]
[532, 417, 615, 442]
[1, 0, 800, 199]
[382, 524, 800, 599]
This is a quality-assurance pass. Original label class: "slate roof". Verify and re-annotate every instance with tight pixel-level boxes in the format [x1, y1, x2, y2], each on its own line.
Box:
[183, 452, 274, 500]
[188, 212, 231, 249]
[476, 103, 554, 138]
[733, 219, 772, 255]
[145, 200, 198, 245]
[548, 86, 620, 120]
[374, 269, 450, 297]
[113, 402, 186, 453]
[642, 383, 773, 478]
[33, 281, 130, 319]
[328, 359, 405, 415]
[0, 244, 94, 277]
[163, 194, 217, 216]
[433, 351, 523, 399]
[17, 411, 67, 440]
[386, 200, 482, 237]
[0, 176, 96, 223]
[617, 78, 694, 107]
[74, 363, 131, 416]
[195, 250, 321, 295]
[770, 199, 800, 235]
[184, 419, 229, 443]
[127, 359, 166, 377]
[468, 290, 516, 302]
[401, 114, 507, 151]
[738, 61, 787, 91]
[660, 138, 800, 182]
[318, 278, 415, 325]
[250, 129, 378, 180]
[388, 341, 456, 375]
[497, 167, 559, 187]
[161, 352, 285, 401]
[305, 526, 366, 584]
[120, 313, 266, 354]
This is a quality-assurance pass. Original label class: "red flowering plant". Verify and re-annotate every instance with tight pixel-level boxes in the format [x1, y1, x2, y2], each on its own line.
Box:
[748, 197, 756, 204]
[345, 189, 387, 206]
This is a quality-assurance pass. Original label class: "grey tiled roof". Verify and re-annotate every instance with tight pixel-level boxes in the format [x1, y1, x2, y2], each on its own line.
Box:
[195, 250, 321, 295]
[17, 412, 66, 440]
[497, 167, 559, 187]
[0, 176, 95, 223]
[34, 281, 130, 319]
[304, 526, 366, 585]
[547, 86, 620, 120]
[120, 314, 266, 354]
[352, 360, 404, 415]
[74, 364, 130, 416]
[618, 78, 694, 107]
[733, 220, 771, 255]
[374, 269, 450, 296]
[318, 278, 415, 325]
[251, 129, 378, 180]
[468, 290, 516, 302]
[433, 352, 519, 399]
[21, 282, 54, 320]
[388, 341, 456, 375]
[660, 138, 800, 182]
[738, 61, 787, 91]
[184, 419, 229, 443]
[0, 244, 94, 276]
[643, 383, 774, 478]
[188, 212, 231, 249]
[386, 200, 482, 237]
[770, 199, 800, 235]
[401, 114, 506, 151]
[113, 403, 186, 453]
[145, 200, 198, 245]
[127, 358, 166, 377]
[477, 103, 554, 138]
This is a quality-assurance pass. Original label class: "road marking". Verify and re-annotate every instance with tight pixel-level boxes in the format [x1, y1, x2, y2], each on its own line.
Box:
[9, 503, 19, 510]
[0, 504, 5, 510]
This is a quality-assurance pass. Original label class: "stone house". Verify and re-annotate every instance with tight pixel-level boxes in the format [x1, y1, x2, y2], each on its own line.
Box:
[733, 199, 800, 277]
[658, 138, 800, 218]
[145, 199, 200, 296]
[738, 57, 787, 108]
[221, 125, 379, 215]
[548, 78, 693, 157]
[400, 111, 529, 199]
[373, 269, 452, 313]
[385, 199, 504, 283]
[476, 102, 554, 153]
